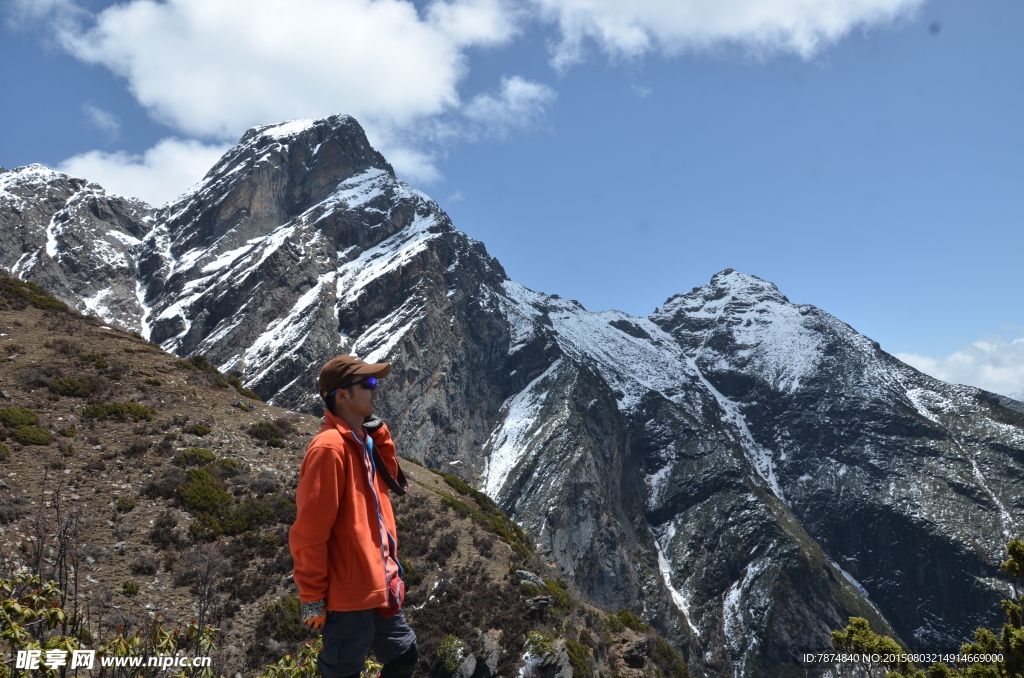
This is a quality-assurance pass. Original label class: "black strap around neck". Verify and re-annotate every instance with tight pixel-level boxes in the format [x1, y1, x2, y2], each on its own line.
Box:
[371, 446, 409, 495]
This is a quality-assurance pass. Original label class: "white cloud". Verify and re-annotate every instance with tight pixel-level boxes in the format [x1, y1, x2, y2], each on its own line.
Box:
[463, 76, 557, 139]
[897, 337, 1024, 398]
[54, 0, 518, 138]
[531, 0, 926, 70]
[379, 146, 445, 185]
[20, 0, 924, 194]
[58, 138, 231, 206]
[35, 0, 530, 181]
[81, 102, 120, 137]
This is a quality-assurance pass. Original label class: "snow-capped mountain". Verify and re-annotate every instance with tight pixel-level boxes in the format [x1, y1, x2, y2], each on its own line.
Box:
[3, 116, 1023, 678]
[0, 164, 154, 328]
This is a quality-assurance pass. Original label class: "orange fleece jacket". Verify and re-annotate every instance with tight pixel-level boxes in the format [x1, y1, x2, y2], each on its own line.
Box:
[289, 410, 400, 611]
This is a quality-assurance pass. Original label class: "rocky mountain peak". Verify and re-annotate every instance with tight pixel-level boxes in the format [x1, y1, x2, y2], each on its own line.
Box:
[158, 115, 393, 256]
[649, 270, 831, 392]
[1, 163, 155, 331]
[653, 269, 792, 323]
[1, 164, 83, 200]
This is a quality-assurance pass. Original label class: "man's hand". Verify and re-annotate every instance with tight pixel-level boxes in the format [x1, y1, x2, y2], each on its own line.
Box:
[363, 415, 384, 433]
[301, 600, 326, 629]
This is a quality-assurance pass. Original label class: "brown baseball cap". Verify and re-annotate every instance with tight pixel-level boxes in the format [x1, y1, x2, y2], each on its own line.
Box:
[318, 355, 390, 400]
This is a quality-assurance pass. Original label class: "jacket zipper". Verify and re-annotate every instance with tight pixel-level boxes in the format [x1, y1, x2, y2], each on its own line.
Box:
[351, 431, 395, 602]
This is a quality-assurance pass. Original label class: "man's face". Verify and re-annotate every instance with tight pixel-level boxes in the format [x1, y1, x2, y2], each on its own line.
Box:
[333, 377, 377, 418]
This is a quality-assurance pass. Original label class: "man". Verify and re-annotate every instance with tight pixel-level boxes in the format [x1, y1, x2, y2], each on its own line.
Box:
[289, 355, 418, 678]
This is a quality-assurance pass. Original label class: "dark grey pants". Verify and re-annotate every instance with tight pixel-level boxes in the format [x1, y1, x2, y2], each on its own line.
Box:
[318, 609, 418, 678]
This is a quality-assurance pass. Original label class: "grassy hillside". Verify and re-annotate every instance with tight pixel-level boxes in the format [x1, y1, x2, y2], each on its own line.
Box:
[0, 274, 689, 678]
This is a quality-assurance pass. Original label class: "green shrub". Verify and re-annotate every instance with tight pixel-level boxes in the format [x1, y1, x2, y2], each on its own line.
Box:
[176, 359, 198, 371]
[188, 513, 225, 540]
[188, 354, 218, 373]
[144, 377, 162, 386]
[436, 635, 464, 674]
[14, 425, 51, 445]
[609, 609, 648, 632]
[525, 631, 554, 658]
[177, 467, 280, 538]
[214, 457, 247, 472]
[520, 583, 546, 597]
[116, 497, 136, 513]
[267, 436, 285, 448]
[248, 419, 293, 441]
[441, 472, 473, 496]
[0, 406, 38, 427]
[232, 498, 274, 528]
[188, 423, 212, 436]
[257, 532, 283, 548]
[565, 639, 591, 678]
[122, 580, 140, 596]
[439, 492, 472, 517]
[48, 376, 101, 397]
[271, 496, 297, 524]
[483, 514, 532, 559]
[58, 426, 76, 437]
[543, 578, 571, 609]
[401, 455, 423, 466]
[227, 375, 261, 401]
[183, 354, 257, 401]
[399, 559, 423, 586]
[31, 294, 67, 310]
[0, 442, 9, 460]
[174, 447, 216, 467]
[441, 471, 499, 512]
[177, 467, 232, 514]
[84, 401, 156, 422]
[651, 637, 689, 678]
[0, 277, 52, 311]
[264, 596, 314, 642]
[93, 357, 109, 369]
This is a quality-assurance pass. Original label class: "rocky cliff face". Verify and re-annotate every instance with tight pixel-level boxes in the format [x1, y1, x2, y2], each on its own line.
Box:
[0, 165, 154, 330]
[3, 117, 1023, 678]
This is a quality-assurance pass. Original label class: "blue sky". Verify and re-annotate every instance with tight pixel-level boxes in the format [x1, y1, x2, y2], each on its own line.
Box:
[2, 0, 1022, 396]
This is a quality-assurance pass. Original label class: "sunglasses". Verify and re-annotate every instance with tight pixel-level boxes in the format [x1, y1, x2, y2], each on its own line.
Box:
[327, 376, 378, 398]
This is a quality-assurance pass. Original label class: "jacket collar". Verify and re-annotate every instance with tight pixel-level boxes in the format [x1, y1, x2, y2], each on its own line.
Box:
[324, 409, 366, 442]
